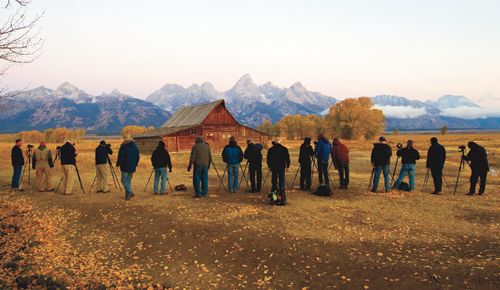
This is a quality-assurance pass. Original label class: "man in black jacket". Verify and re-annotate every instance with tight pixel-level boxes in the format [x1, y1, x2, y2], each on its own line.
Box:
[60, 141, 77, 195]
[11, 139, 25, 191]
[370, 136, 392, 192]
[298, 137, 314, 190]
[465, 141, 489, 195]
[151, 140, 172, 195]
[95, 140, 113, 193]
[244, 139, 263, 192]
[426, 137, 446, 195]
[393, 139, 420, 191]
[267, 139, 290, 193]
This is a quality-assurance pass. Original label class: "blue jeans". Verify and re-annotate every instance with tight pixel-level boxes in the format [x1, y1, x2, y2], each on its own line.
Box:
[393, 164, 416, 190]
[154, 168, 168, 194]
[227, 164, 239, 192]
[318, 160, 330, 186]
[121, 172, 134, 197]
[12, 165, 23, 189]
[372, 165, 390, 192]
[193, 165, 209, 197]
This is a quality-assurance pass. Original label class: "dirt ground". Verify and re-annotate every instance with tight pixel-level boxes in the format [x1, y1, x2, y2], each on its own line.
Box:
[0, 133, 499, 289]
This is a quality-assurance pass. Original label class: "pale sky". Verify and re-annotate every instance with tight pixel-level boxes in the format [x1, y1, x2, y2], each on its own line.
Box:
[3, 0, 500, 105]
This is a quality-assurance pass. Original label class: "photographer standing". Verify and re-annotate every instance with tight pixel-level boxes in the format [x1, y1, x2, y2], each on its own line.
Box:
[11, 139, 24, 191]
[117, 136, 140, 200]
[32, 141, 55, 192]
[60, 140, 77, 195]
[151, 139, 172, 195]
[315, 134, 332, 187]
[370, 136, 392, 192]
[298, 137, 314, 190]
[465, 141, 489, 195]
[267, 139, 290, 193]
[331, 137, 350, 189]
[244, 139, 263, 193]
[95, 140, 113, 193]
[393, 140, 420, 191]
[426, 137, 446, 195]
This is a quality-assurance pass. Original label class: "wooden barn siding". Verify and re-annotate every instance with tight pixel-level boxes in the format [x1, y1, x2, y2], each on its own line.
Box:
[135, 105, 268, 152]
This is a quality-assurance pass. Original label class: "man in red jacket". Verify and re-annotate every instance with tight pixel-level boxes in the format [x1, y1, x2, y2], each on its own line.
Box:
[331, 138, 349, 189]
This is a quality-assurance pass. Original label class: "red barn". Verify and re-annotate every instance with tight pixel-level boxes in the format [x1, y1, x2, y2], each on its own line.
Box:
[133, 100, 269, 152]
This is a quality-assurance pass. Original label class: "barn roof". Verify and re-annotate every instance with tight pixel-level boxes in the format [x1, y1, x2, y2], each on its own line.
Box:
[162, 99, 225, 127]
[132, 125, 195, 138]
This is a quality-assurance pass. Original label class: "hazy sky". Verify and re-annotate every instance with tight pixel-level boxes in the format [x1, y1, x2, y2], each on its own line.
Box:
[3, 0, 500, 105]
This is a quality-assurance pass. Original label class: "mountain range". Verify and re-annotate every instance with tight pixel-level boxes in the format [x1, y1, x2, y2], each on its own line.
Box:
[0, 74, 499, 134]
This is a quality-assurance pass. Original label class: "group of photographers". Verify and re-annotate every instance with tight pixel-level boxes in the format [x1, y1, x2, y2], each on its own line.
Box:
[369, 136, 489, 195]
[10, 134, 490, 199]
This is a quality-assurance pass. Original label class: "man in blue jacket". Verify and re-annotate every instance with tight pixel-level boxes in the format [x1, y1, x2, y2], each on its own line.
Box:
[222, 137, 244, 193]
[117, 136, 140, 200]
[315, 134, 332, 187]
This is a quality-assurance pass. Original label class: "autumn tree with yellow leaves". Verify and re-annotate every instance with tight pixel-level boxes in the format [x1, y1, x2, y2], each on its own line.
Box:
[324, 97, 385, 140]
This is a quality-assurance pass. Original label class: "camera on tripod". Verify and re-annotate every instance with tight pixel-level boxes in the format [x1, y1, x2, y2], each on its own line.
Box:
[458, 145, 466, 153]
[27, 144, 34, 149]
[396, 143, 403, 149]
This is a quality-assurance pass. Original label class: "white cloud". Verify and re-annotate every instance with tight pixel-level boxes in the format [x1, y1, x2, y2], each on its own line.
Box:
[374, 105, 427, 118]
[439, 106, 500, 119]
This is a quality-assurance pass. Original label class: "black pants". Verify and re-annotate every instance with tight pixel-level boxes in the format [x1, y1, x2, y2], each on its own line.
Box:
[430, 166, 443, 192]
[337, 162, 349, 188]
[470, 168, 487, 194]
[249, 162, 262, 192]
[299, 162, 312, 190]
[318, 160, 330, 186]
[271, 168, 285, 193]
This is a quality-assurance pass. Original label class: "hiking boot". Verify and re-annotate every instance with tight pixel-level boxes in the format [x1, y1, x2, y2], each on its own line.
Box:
[159, 192, 166, 195]
[466, 192, 475, 196]
[431, 191, 442, 195]
[125, 195, 134, 200]
[102, 190, 111, 193]
[478, 192, 485, 196]
[96, 190, 103, 193]
[193, 195, 201, 198]
[153, 192, 158, 195]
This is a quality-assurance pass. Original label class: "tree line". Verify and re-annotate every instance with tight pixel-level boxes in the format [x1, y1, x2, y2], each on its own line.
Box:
[258, 97, 385, 140]
[0, 128, 87, 143]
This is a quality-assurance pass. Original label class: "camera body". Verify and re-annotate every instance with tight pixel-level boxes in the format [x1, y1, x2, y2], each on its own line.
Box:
[27, 144, 34, 149]
[396, 143, 403, 149]
[458, 145, 466, 153]
[106, 143, 111, 148]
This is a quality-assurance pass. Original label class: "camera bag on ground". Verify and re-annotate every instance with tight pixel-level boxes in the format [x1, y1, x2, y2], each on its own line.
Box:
[175, 184, 187, 191]
[313, 184, 332, 196]
[397, 182, 410, 192]
[268, 189, 286, 206]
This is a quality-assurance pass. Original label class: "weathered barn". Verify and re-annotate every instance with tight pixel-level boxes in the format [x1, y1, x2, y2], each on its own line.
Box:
[133, 100, 269, 152]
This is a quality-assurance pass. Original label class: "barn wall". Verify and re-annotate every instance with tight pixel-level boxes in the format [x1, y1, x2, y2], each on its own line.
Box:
[202, 104, 238, 126]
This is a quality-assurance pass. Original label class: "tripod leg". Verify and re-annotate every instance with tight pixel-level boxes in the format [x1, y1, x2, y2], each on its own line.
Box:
[167, 176, 174, 193]
[55, 177, 63, 193]
[144, 168, 154, 193]
[217, 167, 228, 192]
[75, 165, 85, 194]
[368, 168, 374, 192]
[89, 175, 97, 193]
[289, 164, 301, 190]
[442, 172, 452, 195]
[422, 169, 429, 191]
[454, 159, 463, 195]
[239, 163, 250, 190]
[390, 157, 399, 185]
[113, 167, 122, 192]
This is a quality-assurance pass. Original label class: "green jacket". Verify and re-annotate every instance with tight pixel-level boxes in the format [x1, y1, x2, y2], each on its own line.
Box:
[189, 138, 212, 167]
[33, 146, 53, 169]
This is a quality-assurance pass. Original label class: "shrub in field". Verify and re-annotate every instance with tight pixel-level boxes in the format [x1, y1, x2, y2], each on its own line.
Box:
[324, 97, 385, 140]
[17, 130, 44, 143]
[441, 125, 448, 136]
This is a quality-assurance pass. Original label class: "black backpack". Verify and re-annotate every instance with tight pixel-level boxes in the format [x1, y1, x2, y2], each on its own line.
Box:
[398, 182, 410, 192]
[313, 185, 331, 196]
[268, 189, 286, 206]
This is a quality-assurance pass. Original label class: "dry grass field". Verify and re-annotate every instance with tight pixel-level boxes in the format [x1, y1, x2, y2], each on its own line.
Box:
[0, 133, 498, 289]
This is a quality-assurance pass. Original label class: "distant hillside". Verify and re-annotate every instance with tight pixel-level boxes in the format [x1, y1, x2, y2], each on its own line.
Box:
[0, 83, 170, 134]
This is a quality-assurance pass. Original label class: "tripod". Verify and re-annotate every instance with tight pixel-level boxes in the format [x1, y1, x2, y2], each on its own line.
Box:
[20, 146, 33, 186]
[453, 152, 467, 195]
[423, 168, 430, 191]
[390, 155, 400, 186]
[144, 168, 174, 194]
[367, 168, 375, 192]
[210, 159, 227, 192]
[55, 150, 85, 194]
[239, 162, 250, 191]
